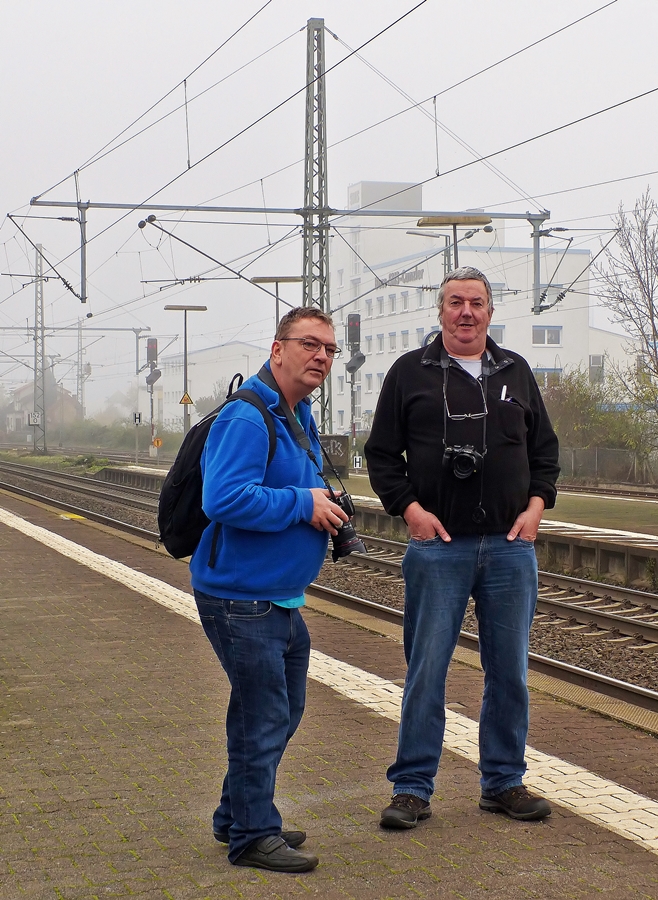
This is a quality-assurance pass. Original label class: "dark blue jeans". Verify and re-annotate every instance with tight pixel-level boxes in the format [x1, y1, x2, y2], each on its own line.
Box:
[389, 534, 538, 799]
[194, 591, 310, 862]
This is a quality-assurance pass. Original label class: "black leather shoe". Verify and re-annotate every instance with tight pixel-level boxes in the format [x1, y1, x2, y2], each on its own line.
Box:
[380, 793, 432, 829]
[479, 785, 551, 820]
[214, 828, 306, 848]
[233, 835, 319, 872]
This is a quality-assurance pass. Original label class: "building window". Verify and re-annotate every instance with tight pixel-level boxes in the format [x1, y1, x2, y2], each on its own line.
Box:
[417, 289, 424, 309]
[532, 325, 562, 346]
[416, 327, 425, 347]
[401, 291, 409, 311]
[533, 368, 562, 388]
[389, 332, 397, 351]
[389, 293, 396, 314]
[337, 269, 344, 288]
[338, 410, 344, 428]
[337, 376, 344, 394]
[365, 298, 373, 318]
[377, 296, 384, 316]
[589, 354, 604, 383]
[377, 334, 384, 353]
[489, 325, 505, 344]
[365, 373, 373, 392]
[377, 373, 384, 391]
[365, 335, 372, 354]
[401, 330, 409, 350]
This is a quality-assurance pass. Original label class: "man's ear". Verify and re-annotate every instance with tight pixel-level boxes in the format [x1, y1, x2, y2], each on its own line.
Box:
[270, 340, 282, 368]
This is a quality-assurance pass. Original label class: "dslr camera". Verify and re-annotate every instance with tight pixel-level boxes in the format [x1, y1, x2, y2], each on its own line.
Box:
[329, 490, 367, 561]
[442, 444, 485, 480]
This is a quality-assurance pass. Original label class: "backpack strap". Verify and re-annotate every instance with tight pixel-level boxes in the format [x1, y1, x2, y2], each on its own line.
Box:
[207, 388, 277, 568]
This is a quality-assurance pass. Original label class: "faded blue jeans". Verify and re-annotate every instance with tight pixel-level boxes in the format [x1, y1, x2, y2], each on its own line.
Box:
[388, 533, 538, 799]
[194, 591, 310, 862]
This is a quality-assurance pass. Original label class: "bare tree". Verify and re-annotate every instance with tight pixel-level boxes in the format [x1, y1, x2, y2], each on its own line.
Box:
[596, 189, 658, 381]
[596, 189, 658, 454]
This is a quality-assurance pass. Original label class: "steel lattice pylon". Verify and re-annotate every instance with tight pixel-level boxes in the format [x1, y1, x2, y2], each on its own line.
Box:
[303, 17, 332, 432]
[33, 247, 47, 452]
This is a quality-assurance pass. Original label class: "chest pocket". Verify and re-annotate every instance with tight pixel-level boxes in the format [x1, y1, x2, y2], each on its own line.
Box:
[494, 398, 527, 445]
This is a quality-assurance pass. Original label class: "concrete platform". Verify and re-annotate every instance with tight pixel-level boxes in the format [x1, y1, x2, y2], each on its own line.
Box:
[1, 490, 657, 899]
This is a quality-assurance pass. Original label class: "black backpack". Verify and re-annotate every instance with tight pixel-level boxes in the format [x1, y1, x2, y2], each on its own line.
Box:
[157, 375, 276, 561]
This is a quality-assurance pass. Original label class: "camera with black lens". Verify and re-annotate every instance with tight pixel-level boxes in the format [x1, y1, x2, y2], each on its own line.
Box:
[442, 444, 484, 480]
[329, 491, 367, 561]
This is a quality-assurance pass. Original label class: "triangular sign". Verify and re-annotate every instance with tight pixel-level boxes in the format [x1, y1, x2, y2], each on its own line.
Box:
[179, 392, 194, 405]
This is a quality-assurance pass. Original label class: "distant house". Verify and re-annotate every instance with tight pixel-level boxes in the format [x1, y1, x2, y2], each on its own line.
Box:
[5, 380, 82, 440]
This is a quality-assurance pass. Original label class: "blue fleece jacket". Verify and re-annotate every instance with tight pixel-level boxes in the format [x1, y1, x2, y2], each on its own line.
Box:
[189, 367, 329, 601]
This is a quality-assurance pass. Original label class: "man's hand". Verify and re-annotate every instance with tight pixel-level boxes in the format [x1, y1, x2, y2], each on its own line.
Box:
[403, 501, 451, 542]
[309, 488, 349, 535]
[507, 495, 545, 542]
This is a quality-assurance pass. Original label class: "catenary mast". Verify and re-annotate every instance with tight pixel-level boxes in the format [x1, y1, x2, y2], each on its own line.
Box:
[303, 18, 332, 432]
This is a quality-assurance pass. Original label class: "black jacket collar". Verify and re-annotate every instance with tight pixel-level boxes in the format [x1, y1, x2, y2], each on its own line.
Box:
[420, 332, 514, 376]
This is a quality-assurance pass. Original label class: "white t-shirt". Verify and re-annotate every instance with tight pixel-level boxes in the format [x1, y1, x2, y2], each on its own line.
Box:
[451, 356, 482, 379]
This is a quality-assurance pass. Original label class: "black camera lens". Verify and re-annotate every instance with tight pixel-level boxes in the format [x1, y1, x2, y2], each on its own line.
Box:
[331, 520, 367, 561]
[453, 450, 478, 479]
[443, 445, 482, 480]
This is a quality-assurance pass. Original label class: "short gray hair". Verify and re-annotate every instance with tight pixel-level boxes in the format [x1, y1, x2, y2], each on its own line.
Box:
[437, 267, 493, 315]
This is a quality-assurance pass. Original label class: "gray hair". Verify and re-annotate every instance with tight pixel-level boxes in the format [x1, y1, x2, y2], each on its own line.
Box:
[437, 266, 493, 315]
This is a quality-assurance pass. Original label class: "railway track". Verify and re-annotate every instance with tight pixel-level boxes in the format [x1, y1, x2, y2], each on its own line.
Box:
[558, 483, 658, 501]
[306, 581, 658, 714]
[2, 461, 658, 646]
[350, 535, 658, 648]
[0, 465, 656, 718]
[0, 461, 158, 512]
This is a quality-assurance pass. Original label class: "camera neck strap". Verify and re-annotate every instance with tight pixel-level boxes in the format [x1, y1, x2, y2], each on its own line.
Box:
[257, 365, 347, 499]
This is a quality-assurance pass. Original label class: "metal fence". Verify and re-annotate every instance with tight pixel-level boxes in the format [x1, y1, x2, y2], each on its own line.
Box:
[559, 447, 658, 485]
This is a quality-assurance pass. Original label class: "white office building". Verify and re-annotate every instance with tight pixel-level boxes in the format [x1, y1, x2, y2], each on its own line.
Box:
[329, 181, 635, 434]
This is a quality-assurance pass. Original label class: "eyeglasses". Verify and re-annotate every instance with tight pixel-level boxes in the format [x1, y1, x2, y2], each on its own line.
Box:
[279, 337, 342, 358]
[443, 376, 488, 420]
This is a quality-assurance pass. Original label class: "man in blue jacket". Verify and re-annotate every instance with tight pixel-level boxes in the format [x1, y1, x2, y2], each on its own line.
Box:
[190, 307, 348, 873]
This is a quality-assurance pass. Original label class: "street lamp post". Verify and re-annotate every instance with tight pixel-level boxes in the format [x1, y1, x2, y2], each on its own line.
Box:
[250, 276, 303, 327]
[164, 304, 207, 435]
[416, 214, 493, 270]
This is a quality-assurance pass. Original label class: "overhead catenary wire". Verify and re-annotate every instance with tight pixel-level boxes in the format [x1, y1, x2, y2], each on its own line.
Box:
[30, 0, 278, 200]
[139, 219, 290, 307]
[327, 27, 541, 207]
[8, 0, 633, 311]
[333, 83, 658, 221]
[190, 0, 621, 214]
[16, 0, 430, 282]
[6, 217, 82, 301]
[52, 29, 303, 184]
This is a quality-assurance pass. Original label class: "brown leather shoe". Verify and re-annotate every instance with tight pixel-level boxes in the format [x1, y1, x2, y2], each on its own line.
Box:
[479, 785, 551, 820]
[380, 793, 432, 829]
[233, 835, 318, 872]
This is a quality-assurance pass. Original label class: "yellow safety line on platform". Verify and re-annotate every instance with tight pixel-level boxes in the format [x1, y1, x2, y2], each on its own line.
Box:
[0, 503, 657, 857]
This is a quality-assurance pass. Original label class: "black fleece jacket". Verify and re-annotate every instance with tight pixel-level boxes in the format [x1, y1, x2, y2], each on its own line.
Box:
[364, 333, 560, 535]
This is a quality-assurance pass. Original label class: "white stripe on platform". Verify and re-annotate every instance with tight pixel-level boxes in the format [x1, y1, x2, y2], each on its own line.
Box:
[2, 504, 657, 856]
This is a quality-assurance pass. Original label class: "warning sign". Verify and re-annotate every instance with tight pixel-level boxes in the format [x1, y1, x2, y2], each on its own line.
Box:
[179, 392, 193, 405]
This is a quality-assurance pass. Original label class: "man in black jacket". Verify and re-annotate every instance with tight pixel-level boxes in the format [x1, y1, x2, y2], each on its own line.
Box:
[364, 266, 559, 828]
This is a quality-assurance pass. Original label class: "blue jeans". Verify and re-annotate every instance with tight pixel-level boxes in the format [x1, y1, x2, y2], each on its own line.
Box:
[194, 591, 310, 862]
[389, 534, 538, 799]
